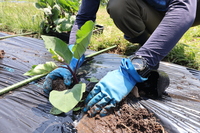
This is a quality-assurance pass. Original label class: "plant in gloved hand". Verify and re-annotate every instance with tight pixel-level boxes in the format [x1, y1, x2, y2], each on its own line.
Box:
[24, 20, 94, 115]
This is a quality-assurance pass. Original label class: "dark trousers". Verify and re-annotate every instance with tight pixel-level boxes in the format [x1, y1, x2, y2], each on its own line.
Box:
[107, 0, 200, 38]
[107, 0, 199, 68]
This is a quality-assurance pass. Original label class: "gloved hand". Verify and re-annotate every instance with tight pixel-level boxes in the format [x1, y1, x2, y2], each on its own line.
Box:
[43, 44, 85, 94]
[83, 58, 147, 117]
[43, 66, 72, 94]
[136, 70, 170, 98]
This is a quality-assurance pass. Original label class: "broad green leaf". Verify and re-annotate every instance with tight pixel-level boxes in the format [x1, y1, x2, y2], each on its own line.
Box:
[49, 83, 86, 113]
[47, 0, 54, 7]
[50, 106, 63, 115]
[42, 35, 73, 64]
[72, 21, 94, 59]
[35, 0, 47, 9]
[52, 4, 61, 21]
[24, 62, 57, 76]
[55, 18, 73, 32]
[54, 18, 66, 25]
[56, 0, 78, 13]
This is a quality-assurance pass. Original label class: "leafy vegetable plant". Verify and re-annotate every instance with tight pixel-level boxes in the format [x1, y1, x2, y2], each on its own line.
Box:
[35, 0, 80, 34]
[24, 20, 94, 114]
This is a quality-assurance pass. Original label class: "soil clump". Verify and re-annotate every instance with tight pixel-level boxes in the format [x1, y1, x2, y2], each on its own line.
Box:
[0, 50, 5, 59]
[76, 98, 166, 133]
[52, 78, 69, 91]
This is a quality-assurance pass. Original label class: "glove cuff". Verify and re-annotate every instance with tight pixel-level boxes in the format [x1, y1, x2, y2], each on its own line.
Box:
[68, 44, 85, 71]
[120, 58, 147, 83]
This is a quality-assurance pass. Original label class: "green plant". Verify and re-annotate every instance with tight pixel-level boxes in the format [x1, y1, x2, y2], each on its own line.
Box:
[35, 0, 80, 34]
[24, 20, 95, 114]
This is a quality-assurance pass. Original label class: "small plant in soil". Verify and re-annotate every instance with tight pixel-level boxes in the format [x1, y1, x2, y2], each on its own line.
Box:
[24, 20, 95, 115]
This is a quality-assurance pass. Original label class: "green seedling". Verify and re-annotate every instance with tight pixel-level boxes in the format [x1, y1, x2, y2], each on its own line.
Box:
[24, 20, 94, 114]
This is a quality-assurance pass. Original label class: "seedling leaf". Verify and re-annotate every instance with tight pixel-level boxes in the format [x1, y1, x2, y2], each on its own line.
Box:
[24, 62, 57, 76]
[49, 83, 86, 113]
[72, 21, 94, 59]
[73, 107, 81, 112]
[88, 77, 99, 82]
[50, 106, 63, 115]
[42, 35, 73, 64]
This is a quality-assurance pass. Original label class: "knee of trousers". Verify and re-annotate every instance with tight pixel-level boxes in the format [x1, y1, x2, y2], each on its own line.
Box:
[107, 0, 146, 38]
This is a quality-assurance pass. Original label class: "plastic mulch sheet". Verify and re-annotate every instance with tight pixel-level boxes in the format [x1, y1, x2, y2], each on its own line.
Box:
[0, 32, 200, 133]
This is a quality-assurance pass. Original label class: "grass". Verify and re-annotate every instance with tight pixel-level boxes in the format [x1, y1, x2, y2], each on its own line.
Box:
[0, 2, 199, 70]
[164, 27, 200, 70]
[0, 1, 43, 35]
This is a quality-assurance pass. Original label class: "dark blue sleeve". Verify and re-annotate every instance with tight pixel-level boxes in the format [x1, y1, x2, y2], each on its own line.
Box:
[136, 0, 197, 69]
[69, 0, 100, 44]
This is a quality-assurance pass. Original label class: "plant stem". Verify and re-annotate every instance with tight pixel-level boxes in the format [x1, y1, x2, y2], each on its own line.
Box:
[85, 45, 117, 58]
[0, 73, 47, 96]
[60, 65, 79, 84]
[67, 65, 79, 84]
[0, 32, 37, 40]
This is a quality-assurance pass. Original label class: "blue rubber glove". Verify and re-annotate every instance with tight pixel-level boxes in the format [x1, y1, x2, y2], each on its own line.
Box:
[83, 58, 147, 117]
[43, 66, 72, 94]
[68, 44, 85, 71]
[43, 44, 85, 94]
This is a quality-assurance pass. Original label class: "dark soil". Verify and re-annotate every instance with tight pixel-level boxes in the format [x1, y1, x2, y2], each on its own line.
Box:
[0, 50, 5, 58]
[52, 78, 69, 91]
[52, 78, 166, 133]
[75, 95, 166, 133]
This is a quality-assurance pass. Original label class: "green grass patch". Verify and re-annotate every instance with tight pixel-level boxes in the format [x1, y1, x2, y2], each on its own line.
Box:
[0, 1, 43, 34]
[163, 26, 200, 70]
